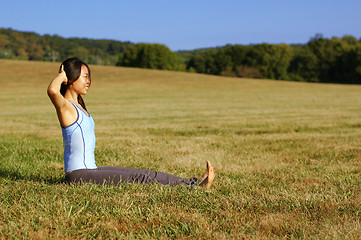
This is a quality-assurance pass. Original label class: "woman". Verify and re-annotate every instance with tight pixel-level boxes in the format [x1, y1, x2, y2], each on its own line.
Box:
[47, 57, 215, 189]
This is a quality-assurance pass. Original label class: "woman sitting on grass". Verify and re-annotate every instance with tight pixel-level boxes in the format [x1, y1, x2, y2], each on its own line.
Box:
[47, 57, 215, 189]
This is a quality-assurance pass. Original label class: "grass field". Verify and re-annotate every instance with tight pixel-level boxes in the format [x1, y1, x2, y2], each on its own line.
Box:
[0, 59, 360, 239]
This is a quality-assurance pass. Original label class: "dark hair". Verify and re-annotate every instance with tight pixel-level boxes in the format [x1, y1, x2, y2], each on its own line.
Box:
[59, 57, 91, 110]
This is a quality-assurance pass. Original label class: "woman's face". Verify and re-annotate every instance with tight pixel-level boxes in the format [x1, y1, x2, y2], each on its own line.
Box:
[71, 65, 91, 95]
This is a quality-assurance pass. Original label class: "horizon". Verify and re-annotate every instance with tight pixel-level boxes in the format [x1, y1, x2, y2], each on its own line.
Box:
[1, 0, 361, 51]
[1, 27, 357, 53]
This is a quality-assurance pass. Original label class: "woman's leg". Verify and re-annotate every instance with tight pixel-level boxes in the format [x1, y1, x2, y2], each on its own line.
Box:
[98, 166, 199, 186]
[65, 167, 200, 187]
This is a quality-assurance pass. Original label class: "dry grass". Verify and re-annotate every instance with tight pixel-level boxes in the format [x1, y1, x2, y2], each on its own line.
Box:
[0, 59, 360, 239]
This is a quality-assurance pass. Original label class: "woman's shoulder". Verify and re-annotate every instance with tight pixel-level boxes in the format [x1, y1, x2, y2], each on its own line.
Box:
[56, 99, 79, 127]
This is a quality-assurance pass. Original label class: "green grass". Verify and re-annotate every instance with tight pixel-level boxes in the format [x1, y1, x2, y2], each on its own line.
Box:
[0, 59, 360, 239]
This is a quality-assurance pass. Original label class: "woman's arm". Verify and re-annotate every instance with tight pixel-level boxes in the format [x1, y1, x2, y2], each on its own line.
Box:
[47, 65, 68, 110]
[47, 66, 77, 127]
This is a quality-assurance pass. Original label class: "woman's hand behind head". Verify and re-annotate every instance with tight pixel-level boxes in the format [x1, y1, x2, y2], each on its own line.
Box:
[59, 64, 68, 85]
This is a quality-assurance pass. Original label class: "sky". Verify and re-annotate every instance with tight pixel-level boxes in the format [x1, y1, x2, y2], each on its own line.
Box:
[1, 0, 360, 51]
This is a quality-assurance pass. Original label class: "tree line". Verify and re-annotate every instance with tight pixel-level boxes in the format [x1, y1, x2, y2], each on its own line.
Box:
[184, 34, 361, 84]
[0, 28, 132, 65]
[1, 28, 360, 84]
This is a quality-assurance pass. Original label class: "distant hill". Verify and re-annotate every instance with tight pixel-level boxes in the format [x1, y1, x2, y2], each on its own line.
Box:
[1, 28, 360, 84]
[0, 28, 134, 65]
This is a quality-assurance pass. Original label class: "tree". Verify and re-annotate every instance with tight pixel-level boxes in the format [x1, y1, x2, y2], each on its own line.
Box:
[0, 34, 9, 48]
[333, 37, 361, 83]
[288, 49, 319, 82]
[68, 46, 90, 62]
[118, 43, 179, 70]
[214, 48, 233, 75]
[304, 34, 361, 83]
[0, 33, 12, 58]
[245, 44, 293, 80]
[187, 51, 218, 74]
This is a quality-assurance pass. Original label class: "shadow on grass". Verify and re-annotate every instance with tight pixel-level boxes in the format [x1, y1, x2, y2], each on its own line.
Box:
[0, 168, 66, 184]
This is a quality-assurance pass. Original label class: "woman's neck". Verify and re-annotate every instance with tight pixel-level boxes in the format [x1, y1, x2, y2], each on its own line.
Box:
[64, 90, 79, 104]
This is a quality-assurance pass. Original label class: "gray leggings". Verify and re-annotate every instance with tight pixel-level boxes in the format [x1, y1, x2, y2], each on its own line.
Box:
[65, 166, 200, 187]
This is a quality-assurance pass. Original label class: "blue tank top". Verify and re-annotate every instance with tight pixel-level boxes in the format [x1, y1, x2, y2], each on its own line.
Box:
[62, 101, 97, 173]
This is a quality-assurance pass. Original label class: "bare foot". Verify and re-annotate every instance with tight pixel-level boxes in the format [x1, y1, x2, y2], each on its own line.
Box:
[199, 161, 215, 190]
[201, 164, 208, 182]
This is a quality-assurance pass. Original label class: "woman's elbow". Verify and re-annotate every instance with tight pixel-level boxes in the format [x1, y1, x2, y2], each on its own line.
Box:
[47, 87, 57, 98]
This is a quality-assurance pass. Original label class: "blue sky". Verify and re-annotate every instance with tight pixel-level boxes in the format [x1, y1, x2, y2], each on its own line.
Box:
[1, 0, 360, 51]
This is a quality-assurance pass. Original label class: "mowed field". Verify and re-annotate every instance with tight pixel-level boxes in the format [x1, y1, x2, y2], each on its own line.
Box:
[0, 59, 360, 239]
